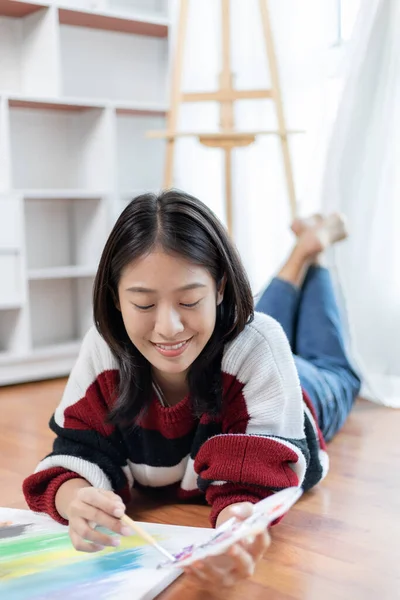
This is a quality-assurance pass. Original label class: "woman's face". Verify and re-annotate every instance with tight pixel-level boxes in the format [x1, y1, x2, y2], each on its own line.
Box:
[117, 249, 224, 380]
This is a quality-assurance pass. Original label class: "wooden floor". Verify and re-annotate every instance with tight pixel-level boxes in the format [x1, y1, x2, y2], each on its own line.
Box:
[1, 379, 399, 600]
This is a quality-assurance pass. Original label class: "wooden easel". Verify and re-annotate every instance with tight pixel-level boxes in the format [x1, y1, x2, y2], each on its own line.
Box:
[148, 0, 300, 234]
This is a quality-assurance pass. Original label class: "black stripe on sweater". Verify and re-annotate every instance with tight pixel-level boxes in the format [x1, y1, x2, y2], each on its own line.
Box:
[300, 413, 324, 491]
[49, 416, 128, 491]
[190, 421, 223, 459]
[121, 425, 198, 467]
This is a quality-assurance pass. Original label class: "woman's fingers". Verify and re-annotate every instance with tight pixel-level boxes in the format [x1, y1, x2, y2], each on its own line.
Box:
[184, 529, 271, 589]
[242, 530, 271, 562]
[78, 488, 125, 518]
[228, 544, 255, 579]
[68, 487, 127, 549]
[216, 501, 254, 528]
[189, 560, 233, 588]
[77, 501, 126, 536]
[72, 517, 121, 548]
[66, 488, 129, 553]
[188, 543, 256, 588]
[69, 527, 106, 553]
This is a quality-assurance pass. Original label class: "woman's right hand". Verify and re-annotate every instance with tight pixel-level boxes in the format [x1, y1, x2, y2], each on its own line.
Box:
[65, 487, 130, 552]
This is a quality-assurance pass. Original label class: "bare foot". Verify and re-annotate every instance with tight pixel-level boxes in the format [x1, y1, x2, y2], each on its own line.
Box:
[291, 213, 348, 258]
[291, 214, 323, 237]
[324, 213, 348, 244]
[277, 213, 348, 287]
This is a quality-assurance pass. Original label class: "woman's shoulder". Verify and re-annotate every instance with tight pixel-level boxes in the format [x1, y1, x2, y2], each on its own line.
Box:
[222, 312, 292, 374]
[80, 325, 117, 364]
[226, 311, 288, 351]
[54, 327, 119, 425]
[71, 326, 119, 387]
[247, 311, 286, 339]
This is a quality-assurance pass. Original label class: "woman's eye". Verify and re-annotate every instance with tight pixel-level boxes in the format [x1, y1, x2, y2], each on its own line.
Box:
[134, 304, 154, 310]
[180, 301, 200, 308]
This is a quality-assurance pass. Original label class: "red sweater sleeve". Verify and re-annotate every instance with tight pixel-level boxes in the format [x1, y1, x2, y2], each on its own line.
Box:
[22, 328, 131, 523]
[194, 315, 328, 526]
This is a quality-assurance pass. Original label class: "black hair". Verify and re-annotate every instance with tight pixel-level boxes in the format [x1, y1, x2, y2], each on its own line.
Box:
[93, 189, 254, 426]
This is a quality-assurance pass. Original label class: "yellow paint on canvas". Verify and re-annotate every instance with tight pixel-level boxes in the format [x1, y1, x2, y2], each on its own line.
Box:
[0, 535, 150, 581]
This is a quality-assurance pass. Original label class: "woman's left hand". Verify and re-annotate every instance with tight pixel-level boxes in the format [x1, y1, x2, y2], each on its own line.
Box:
[183, 502, 271, 589]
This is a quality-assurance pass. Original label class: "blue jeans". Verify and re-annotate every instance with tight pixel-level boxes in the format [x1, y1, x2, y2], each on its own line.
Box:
[255, 266, 361, 442]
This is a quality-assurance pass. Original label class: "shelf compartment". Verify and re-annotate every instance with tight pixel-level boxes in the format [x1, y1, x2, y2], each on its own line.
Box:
[6, 94, 168, 115]
[106, 0, 168, 19]
[58, 5, 168, 37]
[8, 95, 107, 111]
[0, 252, 23, 306]
[0, 196, 21, 249]
[116, 113, 166, 191]
[29, 276, 94, 348]
[0, 338, 81, 385]
[9, 105, 110, 189]
[59, 23, 168, 103]
[24, 196, 107, 270]
[0, 1, 169, 34]
[0, 300, 22, 310]
[0, 7, 60, 96]
[0, 307, 22, 353]
[0, 0, 49, 18]
[114, 101, 167, 116]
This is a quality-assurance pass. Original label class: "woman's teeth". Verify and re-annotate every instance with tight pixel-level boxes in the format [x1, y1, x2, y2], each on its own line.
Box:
[156, 340, 188, 350]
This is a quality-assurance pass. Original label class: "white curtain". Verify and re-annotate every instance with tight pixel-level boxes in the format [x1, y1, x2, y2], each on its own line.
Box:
[319, 0, 400, 407]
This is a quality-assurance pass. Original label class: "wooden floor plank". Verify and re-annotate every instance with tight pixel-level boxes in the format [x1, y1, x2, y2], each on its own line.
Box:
[0, 378, 399, 599]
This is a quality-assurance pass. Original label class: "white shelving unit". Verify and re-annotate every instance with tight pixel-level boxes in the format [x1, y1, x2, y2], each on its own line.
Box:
[0, 0, 169, 384]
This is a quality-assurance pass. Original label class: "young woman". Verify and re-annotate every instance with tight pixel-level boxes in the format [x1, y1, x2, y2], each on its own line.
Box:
[23, 190, 360, 589]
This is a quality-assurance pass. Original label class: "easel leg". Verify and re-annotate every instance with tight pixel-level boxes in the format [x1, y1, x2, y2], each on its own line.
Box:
[164, 140, 175, 189]
[225, 147, 233, 235]
[164, 0, 190, 188]
[258, 0, 297, 219]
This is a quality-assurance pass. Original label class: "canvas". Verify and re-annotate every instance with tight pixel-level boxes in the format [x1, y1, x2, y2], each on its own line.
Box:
[0, 508, 212, 600]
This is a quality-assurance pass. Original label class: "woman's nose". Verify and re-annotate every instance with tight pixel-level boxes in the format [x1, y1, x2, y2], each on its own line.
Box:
[154, 307, 184, 339]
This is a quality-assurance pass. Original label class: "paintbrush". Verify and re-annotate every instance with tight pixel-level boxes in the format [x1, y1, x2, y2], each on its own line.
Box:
[120, 514, 175, 561]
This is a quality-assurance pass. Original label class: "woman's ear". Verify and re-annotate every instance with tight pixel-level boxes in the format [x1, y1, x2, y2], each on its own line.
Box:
[217, 275, 227, 305]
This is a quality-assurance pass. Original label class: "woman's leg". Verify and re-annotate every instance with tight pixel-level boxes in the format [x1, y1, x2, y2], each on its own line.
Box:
[257, 213, 360, 442]
[255, 215, 336, 349]
[288, 215, 361, 441]
[296, 265, 352, 368]
[294, 265, 361, 442]
[255, 278, 300, 350]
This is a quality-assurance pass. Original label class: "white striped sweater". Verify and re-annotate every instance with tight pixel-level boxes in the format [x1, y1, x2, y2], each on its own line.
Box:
[23, 312, 328, 526]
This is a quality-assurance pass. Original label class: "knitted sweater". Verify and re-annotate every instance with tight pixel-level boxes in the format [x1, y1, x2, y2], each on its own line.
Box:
[23, 312, 328, 527]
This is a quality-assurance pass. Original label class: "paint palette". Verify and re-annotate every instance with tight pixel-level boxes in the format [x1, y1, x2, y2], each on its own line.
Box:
[158, 487, 303, 569]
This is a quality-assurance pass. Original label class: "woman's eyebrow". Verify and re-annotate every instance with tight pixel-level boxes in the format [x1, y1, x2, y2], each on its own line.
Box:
[126, 283, 208, 293]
